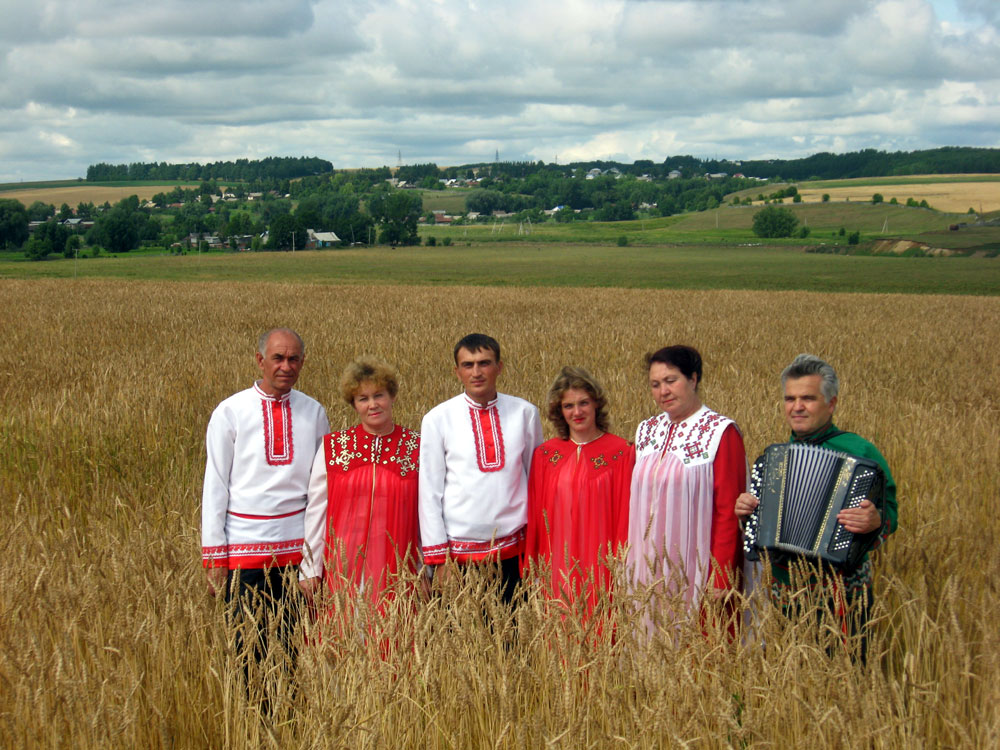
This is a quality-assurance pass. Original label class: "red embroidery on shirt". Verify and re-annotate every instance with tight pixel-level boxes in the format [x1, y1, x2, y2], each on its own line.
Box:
[261, 397, 293, 466]
[469, 404, 505, 472]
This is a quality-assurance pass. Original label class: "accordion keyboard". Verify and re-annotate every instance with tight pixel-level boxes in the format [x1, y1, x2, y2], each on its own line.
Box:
[779, 447, 843, 551]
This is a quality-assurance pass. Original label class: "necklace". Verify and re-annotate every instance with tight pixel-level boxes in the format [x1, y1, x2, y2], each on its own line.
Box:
[570, 432, 603, 459]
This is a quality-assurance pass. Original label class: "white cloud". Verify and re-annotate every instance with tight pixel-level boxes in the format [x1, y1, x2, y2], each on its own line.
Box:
[0, 0, 997, 181]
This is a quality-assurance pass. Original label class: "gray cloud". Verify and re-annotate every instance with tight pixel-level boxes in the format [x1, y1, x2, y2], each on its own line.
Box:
[0, 0, 997, 181]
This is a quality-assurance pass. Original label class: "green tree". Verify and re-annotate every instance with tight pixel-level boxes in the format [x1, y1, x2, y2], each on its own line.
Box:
[92, 208, 139, 253]
[24, 235, 50, 260]
[266, 213, 307, 250]
[752, 205, 799, 238]
[64, 234, 83, 259]
[0, 198, 29, 248]
[27, 201, 55, 222]
[368, 189, 422, 246]
[24, 219, 71, 260]
[822, 193, 830, 202]
[872, 193, 884, 204]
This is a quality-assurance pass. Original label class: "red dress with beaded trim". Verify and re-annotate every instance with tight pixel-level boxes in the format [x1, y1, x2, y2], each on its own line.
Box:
[318, 423, 420, 608]
[524, 433, 635, 614]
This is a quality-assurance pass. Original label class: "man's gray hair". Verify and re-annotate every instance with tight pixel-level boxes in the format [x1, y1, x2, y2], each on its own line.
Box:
[257, 328, 305, 357]
[781, 353, 839, 401]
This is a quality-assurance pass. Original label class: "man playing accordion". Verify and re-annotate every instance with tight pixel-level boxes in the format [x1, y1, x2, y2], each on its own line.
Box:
[735, 354, 897, 660]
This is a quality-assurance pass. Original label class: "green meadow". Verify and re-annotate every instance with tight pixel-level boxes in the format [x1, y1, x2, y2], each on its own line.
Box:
[2, 242, 998, 295]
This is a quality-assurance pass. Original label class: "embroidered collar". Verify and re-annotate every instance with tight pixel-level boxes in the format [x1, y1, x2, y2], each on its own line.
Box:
[253, 381, 291, 402]
[328, 423, 419, 477]
[664, 403, 708, 427]
[463, 393, 499, 410]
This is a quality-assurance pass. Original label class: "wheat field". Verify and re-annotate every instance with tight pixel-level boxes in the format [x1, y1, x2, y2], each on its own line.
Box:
[796, 179, 1000, 213]
[1, 279, 997, 748]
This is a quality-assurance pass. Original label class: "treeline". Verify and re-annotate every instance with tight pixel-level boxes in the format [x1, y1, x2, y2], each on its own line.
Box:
[720, 147, 1000, 181]
[85, 156, 333, 182]
[83, 147, 997, 186]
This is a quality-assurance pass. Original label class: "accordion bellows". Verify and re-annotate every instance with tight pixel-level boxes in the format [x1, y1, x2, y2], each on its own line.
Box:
[743, 443, 886, 569]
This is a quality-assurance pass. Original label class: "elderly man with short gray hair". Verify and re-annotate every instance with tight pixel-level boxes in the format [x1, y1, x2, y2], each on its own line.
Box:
[201, 327, 329, 705]
[735, 354, 897, 659]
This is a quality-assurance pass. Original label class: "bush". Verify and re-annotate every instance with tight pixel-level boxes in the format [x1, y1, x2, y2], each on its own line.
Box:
[442, 237, 452, 247]
[63, 235, 83, 259]
[848, 231, 861, 245]
[617, 235, 628, 247]
[872, 193, 884, 204]
[752, 205, 799, 238]
[796, 226, 811, 239]
[822, 194, 830, 203]
[24, 236, 50, 261]
[425, 236, 437, 247]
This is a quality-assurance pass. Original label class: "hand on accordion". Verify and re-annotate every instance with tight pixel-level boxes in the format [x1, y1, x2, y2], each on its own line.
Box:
[734, 492, 759, 520]
[836, 499, 882, 534]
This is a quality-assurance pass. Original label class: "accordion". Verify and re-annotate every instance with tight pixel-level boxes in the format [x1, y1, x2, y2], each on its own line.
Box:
[742, 443, 886, 569]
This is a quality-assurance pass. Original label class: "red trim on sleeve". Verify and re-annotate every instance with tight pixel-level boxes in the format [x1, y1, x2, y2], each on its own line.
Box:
[709, 424, 746, 590]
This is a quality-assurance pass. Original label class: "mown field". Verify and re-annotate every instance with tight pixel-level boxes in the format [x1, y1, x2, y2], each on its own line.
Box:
[796, 180, 1000, 214]
[725, 175, 1000, 214]
[0, 182, 204, 207]
[2, 242, 999, 295]
[0, 278, 997, 748]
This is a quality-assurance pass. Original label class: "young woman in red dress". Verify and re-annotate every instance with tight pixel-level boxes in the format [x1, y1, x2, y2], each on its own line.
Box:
[524, 366, 635, 617]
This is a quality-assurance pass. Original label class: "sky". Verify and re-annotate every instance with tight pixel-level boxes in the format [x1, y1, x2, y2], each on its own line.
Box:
[0, 0, 997, 182]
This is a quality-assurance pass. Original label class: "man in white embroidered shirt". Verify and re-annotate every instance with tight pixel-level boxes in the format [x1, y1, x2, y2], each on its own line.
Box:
[418, 333, 543, 604]
[201, 328, 329, 702]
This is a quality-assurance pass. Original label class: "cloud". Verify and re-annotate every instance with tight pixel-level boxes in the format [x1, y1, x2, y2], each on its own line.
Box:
[0, 0, 997, 181]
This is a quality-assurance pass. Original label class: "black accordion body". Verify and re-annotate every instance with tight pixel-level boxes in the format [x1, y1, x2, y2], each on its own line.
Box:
[742, 443, 886, 569]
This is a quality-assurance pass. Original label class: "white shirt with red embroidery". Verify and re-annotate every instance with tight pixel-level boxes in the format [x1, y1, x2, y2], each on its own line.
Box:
[418, 392, 542, 565]
[201, 382, 330, 570]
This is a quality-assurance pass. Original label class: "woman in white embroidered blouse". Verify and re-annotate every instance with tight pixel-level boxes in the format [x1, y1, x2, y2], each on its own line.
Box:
[626, 345, 747, 634]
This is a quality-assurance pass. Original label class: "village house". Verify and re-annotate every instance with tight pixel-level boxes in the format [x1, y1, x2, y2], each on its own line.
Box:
[306, 229, 341, 248]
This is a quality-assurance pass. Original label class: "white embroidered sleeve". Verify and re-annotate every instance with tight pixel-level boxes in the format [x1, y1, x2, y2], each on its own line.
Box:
[417, 409, 449, 560]
[201, 407, 235, 562]
[300, 445, 328, 580]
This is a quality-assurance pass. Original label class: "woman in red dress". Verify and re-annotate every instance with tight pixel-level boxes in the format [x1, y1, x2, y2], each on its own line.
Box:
[524, 366, 635, 616]
[300, 357, 420, 617]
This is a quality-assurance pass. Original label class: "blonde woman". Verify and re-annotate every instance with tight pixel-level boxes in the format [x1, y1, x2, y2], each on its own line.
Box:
[301, 357, 420, 612]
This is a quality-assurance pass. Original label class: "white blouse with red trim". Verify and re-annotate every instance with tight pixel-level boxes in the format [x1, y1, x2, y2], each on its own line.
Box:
[418, 392, 543, 565]
[201, 383, 330, 570]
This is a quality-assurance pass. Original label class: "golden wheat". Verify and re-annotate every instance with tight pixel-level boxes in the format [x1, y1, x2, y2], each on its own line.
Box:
[0, 279, 997, 748]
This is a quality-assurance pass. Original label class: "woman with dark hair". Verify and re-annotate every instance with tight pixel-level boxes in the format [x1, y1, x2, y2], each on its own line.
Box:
[627, 345, 746, 626]
[524, 366, 635, 614]
[300, 357, 420, 614]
